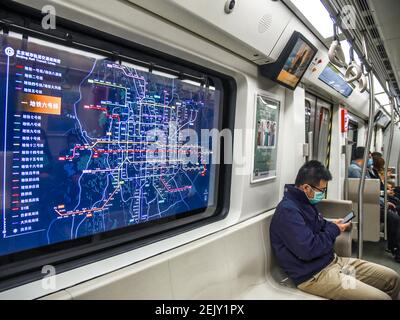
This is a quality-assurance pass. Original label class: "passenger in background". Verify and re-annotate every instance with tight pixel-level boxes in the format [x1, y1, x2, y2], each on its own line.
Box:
[270, 160, 400, 300]
[378, 177, 400, 263]
[348, 147, 373, 178]
[363, 153, 400, 263]
[370, 152, 385, 180]
[388, 167, 396, 180]
[388, 181, 397, 198]
[372, 155, 386, 191]
[372, 151, 383, 160]
[393, 182, 400, 200]
[384, 188, 400, 262]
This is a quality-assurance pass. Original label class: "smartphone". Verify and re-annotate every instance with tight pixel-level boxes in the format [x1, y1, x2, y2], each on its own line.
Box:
[342, 211, 355, 224]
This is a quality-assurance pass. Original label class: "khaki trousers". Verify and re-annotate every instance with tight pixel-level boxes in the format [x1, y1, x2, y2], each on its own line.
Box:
[298, 255, 400, 300]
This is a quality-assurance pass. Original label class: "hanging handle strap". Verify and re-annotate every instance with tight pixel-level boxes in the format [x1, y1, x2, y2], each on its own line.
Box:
[328, 22, 347, 68]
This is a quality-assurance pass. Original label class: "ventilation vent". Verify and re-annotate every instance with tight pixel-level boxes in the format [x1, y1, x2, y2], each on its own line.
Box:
[370, 27, 380, 39]
[364, 14, 375, 26]
[357, 0, 370, 11]
[383, 60, 391, 69]
[258, 14, 273, 34]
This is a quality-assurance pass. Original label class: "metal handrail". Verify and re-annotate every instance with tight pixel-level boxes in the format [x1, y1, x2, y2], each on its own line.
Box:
[344, 138, 355, 200]
[308, 132, 314, 161]
[344, 138, 350, 201]
[384, 92, 395, 241]
[357, 34, 375, 259]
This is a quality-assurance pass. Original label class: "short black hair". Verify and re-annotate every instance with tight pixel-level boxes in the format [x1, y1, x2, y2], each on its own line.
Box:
[352, 147, 367, 161]
[295, 161, 332, 187]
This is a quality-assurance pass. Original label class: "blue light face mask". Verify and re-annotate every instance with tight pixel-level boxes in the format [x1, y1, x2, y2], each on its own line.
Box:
[309, 191, 325, 205]
[367, 158, 374, 168]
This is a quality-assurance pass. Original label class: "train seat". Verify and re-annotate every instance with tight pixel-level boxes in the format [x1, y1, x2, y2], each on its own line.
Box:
[41, 201, 352, 300]
[347, 178, 381, 242]
[240, 199, 353, 300]
[237, 213, 323, 300]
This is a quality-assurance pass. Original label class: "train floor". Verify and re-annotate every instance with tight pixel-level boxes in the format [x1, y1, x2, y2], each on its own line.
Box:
[352, 241, 400, 274]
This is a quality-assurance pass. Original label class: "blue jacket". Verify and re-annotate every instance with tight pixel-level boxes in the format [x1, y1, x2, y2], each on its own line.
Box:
[270, 185, 341, 286]
[348, 161, 371, 179]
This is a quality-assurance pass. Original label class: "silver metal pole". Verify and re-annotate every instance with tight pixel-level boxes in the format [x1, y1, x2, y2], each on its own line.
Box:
[357, 34, 375, 259]
[384, 92, 395, 241]
[308, 132, 314, 161]
[344, 138, 350, 200]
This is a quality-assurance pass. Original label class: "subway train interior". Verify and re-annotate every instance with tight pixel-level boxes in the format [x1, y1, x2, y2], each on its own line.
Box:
[1, 0, 400, 301]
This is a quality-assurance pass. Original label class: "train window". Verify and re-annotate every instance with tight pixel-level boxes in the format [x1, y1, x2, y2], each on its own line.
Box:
[347, 120, 359, 157]
[305, 93, 332, 165]
[0, 7, 235, 286]
[316, 104, 331, 165]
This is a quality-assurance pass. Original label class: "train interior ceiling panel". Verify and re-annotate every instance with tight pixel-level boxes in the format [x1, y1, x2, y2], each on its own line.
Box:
[0, 0, 400, 301]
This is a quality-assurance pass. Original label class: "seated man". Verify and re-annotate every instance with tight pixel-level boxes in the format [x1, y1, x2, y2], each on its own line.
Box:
[270, 160, 400, 300]
[348, 146, 373, 179]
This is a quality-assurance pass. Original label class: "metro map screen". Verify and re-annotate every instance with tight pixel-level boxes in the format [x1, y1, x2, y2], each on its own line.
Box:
[0, 35, 220, 257]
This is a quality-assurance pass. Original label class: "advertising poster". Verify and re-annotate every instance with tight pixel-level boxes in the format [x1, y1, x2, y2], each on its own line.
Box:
[252, 94, 280, 183]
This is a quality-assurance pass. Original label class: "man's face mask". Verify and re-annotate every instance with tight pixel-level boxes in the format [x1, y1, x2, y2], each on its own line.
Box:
[306, 185, 326, 205]
[310, 191, 325, 205]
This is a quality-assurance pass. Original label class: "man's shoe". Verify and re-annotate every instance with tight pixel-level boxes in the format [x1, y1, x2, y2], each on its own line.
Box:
[395, 254, 400, 263]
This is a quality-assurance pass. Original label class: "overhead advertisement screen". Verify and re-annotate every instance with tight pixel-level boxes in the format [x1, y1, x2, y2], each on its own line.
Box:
[276, 37, 317, 89]
[0, 35, 220, 257]
[260, 32, 318, 91]
[318, 62, 354, 98]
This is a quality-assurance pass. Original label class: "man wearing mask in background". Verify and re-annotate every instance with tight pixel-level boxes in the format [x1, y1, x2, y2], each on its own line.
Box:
[348, 146, 373, 179]
[270, 160, 400, 299]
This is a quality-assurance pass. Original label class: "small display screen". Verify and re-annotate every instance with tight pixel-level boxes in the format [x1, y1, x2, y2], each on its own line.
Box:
[276, 38, 317, 89]
[319, 63, 354, 98]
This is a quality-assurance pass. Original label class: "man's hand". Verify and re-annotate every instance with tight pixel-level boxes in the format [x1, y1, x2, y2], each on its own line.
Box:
[332, 219, 351, 233]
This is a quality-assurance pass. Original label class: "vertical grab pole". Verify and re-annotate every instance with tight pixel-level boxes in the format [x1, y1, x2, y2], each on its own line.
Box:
[358, 34, 375, 259]
[344, 137, 351, 200]
[384, 88, 395, 241]
[308, 132, 314, 161]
